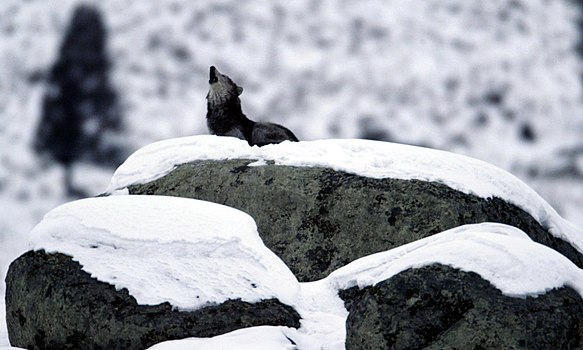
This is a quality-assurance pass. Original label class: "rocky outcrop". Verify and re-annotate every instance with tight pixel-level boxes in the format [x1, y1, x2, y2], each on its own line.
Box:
[339, 264, 583, 350]
[7, 138, 583, 349]
[128, 159, 583, 281]
[5, 250, 300, 350]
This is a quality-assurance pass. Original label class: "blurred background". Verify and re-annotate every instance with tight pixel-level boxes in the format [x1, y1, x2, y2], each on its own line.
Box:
[1, 1, 583, 333]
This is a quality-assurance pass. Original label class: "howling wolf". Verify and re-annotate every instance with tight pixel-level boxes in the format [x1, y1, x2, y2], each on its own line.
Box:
[206, 66, 298, 146]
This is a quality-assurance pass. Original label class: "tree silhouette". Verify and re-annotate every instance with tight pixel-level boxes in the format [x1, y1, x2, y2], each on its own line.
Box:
[34, 4, 125, 197]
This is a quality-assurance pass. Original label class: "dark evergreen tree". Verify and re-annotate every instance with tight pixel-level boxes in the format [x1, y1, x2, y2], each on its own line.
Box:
[34, 4, 125, 197]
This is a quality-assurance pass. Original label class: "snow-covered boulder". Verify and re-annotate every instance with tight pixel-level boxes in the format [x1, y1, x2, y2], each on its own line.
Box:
[342, 264, 583, 349]
[5, 196, 300, 349]
[328, 224, 583, 349]
[107, 136, 583, 281]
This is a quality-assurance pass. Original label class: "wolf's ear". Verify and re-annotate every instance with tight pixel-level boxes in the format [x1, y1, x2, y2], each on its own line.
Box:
[237, 86, 243, 95]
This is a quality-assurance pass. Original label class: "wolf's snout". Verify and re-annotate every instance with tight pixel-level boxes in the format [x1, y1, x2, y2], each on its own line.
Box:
[209, 66, 218, 84]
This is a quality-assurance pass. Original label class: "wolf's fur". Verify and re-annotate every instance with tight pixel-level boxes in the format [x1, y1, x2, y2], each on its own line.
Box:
[206, 66, 298, 146]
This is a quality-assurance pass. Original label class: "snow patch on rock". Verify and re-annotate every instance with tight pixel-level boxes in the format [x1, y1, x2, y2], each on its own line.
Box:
[29, 195, 299, 310]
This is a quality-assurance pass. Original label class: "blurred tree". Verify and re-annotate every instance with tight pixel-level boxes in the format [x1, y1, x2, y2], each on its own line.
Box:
[34, 4, 125, 197]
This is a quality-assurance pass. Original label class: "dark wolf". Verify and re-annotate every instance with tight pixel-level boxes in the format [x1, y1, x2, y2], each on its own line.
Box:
[206, 66, 298, 146]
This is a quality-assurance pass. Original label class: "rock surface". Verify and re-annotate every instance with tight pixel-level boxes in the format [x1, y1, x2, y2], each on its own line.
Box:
[129, 159, 583, 281]
[339, 264, 583, 350]
[5, 250, 300, 350]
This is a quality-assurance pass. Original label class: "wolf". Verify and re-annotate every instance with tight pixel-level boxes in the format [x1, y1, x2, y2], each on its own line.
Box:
[206, 66, 299, 146]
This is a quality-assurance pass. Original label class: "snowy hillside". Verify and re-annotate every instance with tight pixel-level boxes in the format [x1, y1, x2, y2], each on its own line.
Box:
[2, 0, 583, 346]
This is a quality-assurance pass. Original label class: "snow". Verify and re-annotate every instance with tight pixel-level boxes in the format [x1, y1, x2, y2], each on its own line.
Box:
[18, 193, 583, 349]
[285, 280, 348, 350]
[106, 135, 583, 253]
[146, 326, 297, 350]
[29, 195, 299, 310]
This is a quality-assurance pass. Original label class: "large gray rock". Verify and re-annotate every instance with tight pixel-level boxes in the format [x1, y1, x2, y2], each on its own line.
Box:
[5, 250, 301, 350]
[128, 159, 583, 281]
[339, 264, 583, 350]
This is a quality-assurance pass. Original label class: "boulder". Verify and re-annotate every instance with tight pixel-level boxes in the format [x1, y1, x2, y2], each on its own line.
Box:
[5, 250, 300, 350]
[339, 264, 583, 349]
[5, 196, 301, 349]
[128, 159, 583, 281]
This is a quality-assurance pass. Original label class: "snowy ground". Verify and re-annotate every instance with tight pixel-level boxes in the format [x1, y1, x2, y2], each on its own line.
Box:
[3, 0, 583, 347]
[146, 326, 298, 350]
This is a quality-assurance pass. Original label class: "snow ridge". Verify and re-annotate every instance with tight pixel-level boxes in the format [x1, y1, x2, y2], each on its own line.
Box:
[29, 195, 299, 310]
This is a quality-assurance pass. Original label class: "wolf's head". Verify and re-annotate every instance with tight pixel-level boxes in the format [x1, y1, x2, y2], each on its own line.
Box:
[207, 66, 243, 105]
